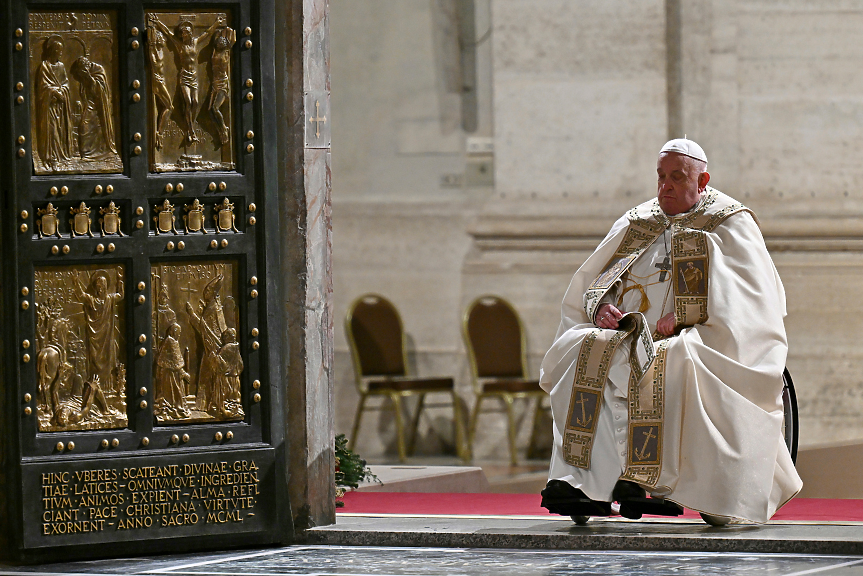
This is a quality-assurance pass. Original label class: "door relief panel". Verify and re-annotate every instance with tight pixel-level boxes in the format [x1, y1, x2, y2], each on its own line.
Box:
[29, 10, 123, 175]
[146, 11, 236, 172]
[34, 264, 127, 431]
[151, 261, 243, 424]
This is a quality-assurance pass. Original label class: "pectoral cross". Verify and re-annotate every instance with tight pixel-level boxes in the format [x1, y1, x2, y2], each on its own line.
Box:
[575, 394, 592, 427]
[634, 427, 656, 461]
[655, 256, 671, 282]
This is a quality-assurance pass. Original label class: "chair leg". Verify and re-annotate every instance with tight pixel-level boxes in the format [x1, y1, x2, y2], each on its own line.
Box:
[407, 393, 425, 456]
[452, 390, 468, 462]
[526, 394, 545, 459]
[390, 393, 408, 462]
[348, 393, 368, 451]
[502, 394, 518, 467]
[468, 395, 485, 460]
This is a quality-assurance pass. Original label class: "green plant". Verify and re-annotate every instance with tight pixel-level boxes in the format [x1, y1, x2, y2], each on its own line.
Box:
[334, 433, 380, 507]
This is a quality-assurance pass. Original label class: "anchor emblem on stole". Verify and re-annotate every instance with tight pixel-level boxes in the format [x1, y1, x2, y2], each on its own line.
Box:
[633, 426, 657, 461]
[574, 392, 593, 428]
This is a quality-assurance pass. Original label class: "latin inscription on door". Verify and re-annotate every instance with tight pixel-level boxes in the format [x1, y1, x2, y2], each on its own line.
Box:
[21, 448, 274, 547]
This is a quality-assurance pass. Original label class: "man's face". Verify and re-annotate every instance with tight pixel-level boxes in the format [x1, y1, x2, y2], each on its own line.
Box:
[656, 153, 707, 216]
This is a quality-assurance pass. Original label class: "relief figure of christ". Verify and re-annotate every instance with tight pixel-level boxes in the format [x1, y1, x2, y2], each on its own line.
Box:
[148, 14, 225, 146]
[72, 270, 124, 393]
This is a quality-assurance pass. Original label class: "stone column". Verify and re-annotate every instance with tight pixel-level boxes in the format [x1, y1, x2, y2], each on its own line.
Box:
[275, 0, 334, 529]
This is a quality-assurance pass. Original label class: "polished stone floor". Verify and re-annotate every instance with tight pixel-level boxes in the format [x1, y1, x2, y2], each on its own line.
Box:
[2, 546, 863, 576]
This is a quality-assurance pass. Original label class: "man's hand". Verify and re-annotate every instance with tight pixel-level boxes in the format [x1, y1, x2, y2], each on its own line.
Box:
[596, 303, 624, 330]
[657, 312, 676, 336]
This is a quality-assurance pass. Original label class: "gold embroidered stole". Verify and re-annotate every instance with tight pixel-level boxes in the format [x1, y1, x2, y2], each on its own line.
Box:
[621, 340, 668, 486]
[565, 188, 751, 483]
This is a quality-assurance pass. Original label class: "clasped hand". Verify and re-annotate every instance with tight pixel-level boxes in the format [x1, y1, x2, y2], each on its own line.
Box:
[595, 303, 676, 336]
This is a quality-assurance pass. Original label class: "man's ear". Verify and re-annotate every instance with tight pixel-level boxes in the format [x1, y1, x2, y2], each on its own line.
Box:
[698, 171, 711, 190]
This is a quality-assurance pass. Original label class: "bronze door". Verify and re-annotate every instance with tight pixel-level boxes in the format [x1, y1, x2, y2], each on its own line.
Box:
[4, 0, 288, 557]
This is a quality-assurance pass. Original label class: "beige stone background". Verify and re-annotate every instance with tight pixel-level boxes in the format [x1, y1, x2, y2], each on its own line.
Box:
[330, 0, 863, 463]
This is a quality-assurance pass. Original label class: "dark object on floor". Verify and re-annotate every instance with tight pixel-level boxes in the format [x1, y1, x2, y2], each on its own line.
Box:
[540, 479, 612, 517]
[613, 480, 683, 520]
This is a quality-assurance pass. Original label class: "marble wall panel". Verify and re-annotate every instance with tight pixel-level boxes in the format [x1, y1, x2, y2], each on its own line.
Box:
[330, 0, 467, 202]
[492, 0, 667, 203]
[332, 203, 476, 352]
[494, 79, 665, 203]
[491, 0, 665, 77]
[776, 251, 863, 446]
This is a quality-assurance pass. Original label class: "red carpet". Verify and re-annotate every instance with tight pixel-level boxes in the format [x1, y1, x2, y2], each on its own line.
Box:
[338, 492, 863, 522]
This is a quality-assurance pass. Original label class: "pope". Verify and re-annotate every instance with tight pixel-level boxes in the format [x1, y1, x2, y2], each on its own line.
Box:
[539, 139, 802, 524]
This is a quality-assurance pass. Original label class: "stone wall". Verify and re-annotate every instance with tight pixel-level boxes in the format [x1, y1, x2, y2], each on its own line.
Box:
[331, 0, 863, 462]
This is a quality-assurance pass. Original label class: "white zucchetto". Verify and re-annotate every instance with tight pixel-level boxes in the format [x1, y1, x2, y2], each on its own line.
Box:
[660, 138, 708, 164]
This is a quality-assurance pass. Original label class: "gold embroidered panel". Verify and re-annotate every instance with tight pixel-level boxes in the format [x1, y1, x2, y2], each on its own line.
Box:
[621, 340, 668, 487]
[588, 254, 636, 292]
[29, 10, 123, 175]
[674, 260, 706, 296]
[33, 264, 127, 432]
[563, 329, 626, 468]
[672, 230, 709, 327]
[614, 226, 661, 257]
[145, 10, 237, 172]
[568, 388, 600, 433]
[150, 260, 244, 424]
[629, 424, 661, 466]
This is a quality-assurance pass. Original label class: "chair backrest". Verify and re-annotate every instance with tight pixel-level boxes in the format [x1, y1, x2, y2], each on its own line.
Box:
[463, 295, 527, 383]
[345, 294, 407, 381]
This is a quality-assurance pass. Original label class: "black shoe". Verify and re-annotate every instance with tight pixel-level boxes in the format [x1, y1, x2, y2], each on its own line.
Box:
[612, 480, 683, 519]
[612, 480, 646, 501]
[541, 480, 611, 517]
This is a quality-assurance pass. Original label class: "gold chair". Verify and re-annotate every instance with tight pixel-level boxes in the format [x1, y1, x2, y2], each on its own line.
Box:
[463, 295, 547, 465]
[345, 293, 467, 462]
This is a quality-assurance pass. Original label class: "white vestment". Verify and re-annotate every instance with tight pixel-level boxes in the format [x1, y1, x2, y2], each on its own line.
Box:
[540, 188, 802, 523]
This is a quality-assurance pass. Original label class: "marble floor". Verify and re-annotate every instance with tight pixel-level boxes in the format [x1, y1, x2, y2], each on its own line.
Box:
[2, 545, 863, 576]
